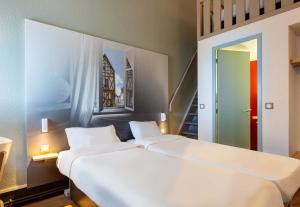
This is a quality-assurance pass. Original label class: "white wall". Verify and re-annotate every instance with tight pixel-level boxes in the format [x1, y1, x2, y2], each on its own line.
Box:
[291, 31, 300, 154]
[289, 29, 296, 156]
[198, 7, 300, 156]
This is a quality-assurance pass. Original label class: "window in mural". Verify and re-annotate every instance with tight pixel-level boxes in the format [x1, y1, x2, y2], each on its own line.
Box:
[102, 54, 116, 107]
[101, 47, 134, 112]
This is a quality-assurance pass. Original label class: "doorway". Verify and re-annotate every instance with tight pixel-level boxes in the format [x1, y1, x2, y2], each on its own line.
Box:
[213, 35, 262, 151]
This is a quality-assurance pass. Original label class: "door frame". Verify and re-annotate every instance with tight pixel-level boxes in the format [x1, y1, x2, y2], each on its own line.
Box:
[212, 34, 263, 151]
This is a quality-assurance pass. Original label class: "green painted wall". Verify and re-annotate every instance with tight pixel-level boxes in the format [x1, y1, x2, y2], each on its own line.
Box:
[0, 0, 196, 191]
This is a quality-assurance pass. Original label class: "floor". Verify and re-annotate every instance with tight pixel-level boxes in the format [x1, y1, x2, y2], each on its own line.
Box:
[22, 195, 76, 207]
[21, 191, 300, 207]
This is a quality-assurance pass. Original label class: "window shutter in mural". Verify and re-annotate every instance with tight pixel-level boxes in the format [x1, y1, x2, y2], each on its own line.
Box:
[125, 54, 134, 111]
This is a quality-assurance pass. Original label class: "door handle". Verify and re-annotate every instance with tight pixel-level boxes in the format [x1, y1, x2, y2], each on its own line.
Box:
[242, 109, 251, 113]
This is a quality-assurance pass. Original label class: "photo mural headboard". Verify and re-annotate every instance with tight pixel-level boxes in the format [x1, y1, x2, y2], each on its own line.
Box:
[25, 20, 168, 187]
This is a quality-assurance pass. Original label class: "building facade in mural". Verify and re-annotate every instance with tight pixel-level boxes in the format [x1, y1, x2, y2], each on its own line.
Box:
[102, 49, 135, 111]
[103, 54, 116, 107]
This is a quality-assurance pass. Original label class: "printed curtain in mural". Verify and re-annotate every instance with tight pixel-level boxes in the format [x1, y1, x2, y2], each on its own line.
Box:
[70, 35, 103, 126]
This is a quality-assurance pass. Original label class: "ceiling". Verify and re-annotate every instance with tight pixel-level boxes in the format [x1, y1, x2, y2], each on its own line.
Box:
[221, 39, 258, 61]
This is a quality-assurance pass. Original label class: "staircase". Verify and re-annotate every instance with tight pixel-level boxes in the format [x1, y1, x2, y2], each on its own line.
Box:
[179, 92, 198, 139]
[169, 50, 198, 138]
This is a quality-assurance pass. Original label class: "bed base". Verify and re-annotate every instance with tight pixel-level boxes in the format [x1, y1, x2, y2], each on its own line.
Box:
[69, 179, 298, 207]
[70, 180, 98, 207]
[288, 187, 300, 207]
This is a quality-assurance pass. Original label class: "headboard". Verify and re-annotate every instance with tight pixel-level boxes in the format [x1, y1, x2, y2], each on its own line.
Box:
[91, 113, 162, 142]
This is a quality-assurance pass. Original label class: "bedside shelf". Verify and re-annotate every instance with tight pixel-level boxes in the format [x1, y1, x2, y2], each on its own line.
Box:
[290, 58, 300, 67]
[32, 153, 59, 161]
[293, 151, 300, 160]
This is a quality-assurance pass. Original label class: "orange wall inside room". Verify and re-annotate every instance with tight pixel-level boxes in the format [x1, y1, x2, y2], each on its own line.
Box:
[250, 61, 258, 151]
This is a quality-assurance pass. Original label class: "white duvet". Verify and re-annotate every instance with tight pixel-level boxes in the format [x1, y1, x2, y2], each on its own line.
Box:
[57, 142, 283, 207]
[131, 135, 300, 203]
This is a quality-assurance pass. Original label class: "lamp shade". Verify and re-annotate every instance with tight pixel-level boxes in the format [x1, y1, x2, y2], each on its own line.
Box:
[41, 118, 48, 133]
[160, 113, 167, 122]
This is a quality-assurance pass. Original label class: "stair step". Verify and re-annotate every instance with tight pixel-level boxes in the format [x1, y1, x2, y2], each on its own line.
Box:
[184, 122, 198, 126]
[189, 109, 198, 113]
[181, 131, 198, 136]
[188, 113, 198, 116]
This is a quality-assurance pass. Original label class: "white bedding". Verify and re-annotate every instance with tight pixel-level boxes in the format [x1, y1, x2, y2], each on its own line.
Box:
[57, 142, 141, 177]
[57, 142, 284, 207]
[132, 135, 300, 203]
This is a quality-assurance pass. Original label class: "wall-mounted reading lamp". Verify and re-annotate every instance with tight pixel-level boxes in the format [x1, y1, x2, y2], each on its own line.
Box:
[159, 113, 168, 134]
[40, 118, 50, 155]
[160, 113, 167, 122]
[32, 118, 58, 160]
[41, 118, 48, 133]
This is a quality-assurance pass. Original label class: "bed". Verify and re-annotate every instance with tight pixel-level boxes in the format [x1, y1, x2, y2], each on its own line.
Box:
[57, 142, 284, 207]
[128, 134, 300, 204]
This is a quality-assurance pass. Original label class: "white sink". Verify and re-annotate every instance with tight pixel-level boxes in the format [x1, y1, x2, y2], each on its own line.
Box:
[0, 137, 12, 181]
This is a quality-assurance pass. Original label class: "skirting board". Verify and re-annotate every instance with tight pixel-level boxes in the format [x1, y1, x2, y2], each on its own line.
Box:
[0, 180, 68, 206]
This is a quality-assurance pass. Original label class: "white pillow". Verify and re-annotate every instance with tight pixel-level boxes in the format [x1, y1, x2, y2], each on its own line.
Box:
[129, 121, 162, 140]
[65, 125, 121, 149]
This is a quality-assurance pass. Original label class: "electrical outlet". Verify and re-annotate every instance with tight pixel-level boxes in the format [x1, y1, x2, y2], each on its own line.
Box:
[199, 104, 205, 109]
[64, 188, 70, 197]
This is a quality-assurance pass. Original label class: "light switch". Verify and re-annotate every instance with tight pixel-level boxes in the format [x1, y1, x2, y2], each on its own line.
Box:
[265, 103, 274, 110]
[199, 104, 205, 109]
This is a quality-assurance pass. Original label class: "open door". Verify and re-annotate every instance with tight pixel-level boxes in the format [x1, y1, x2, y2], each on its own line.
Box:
[217, 50, 251, 149]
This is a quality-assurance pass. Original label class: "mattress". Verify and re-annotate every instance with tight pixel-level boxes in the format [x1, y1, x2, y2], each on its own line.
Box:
[131, 135, 300, 203]
[57, 142, 284, 207]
